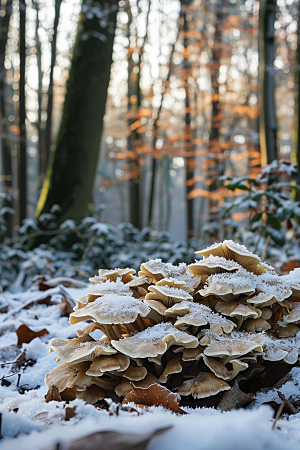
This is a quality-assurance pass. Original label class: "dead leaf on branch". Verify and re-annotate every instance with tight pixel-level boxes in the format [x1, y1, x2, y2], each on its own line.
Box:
[16, 324, 49, 346]
[121, 384, 187, 415]
[217, 381, 255, 411]
[65, 427, 172, 450]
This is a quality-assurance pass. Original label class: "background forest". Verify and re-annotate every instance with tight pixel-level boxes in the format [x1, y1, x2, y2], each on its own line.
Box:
[1, 0, 300, 289]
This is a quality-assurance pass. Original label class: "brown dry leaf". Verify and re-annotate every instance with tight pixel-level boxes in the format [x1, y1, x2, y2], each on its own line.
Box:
[45, 385, 62, 403]
[65, 406, 76, 421]
[16, 324, 49, 346]
[217, 381, 255, 411]
[61, 386, 77, 402]
[121, 384, 186, 415]
[66, 427, 172, 450]
[39, 277, 86, 291]
[23, 296, 53, 309]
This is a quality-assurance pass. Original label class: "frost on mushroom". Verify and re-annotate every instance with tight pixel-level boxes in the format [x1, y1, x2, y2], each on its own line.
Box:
[45, 240, 300, 407]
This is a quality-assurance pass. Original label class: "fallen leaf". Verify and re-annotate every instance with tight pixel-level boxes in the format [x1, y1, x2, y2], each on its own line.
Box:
[23, 296, 53, 309]
[65, 406, 76, 421]
[217, 381, 255, 411]
[66, 427, 172, 450]
[39, 277, 87, 291]
[61, 386, 77, 402]
[121, 384, 187, 414]
[45, 385, 62, 403]
[16, 324, 49, 346]
[281, 260, 300, 273]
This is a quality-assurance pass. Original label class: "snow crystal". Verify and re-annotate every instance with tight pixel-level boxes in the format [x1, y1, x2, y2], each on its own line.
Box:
[191, 255, 242, 270]
[150, 284, 193, 299]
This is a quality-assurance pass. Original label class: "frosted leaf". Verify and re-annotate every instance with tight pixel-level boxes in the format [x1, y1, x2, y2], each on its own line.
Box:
[49, 336, 116, 363]
[111, 322, 198, 358]
[189, 256, 242, 276]
[145, 284, 193, 307]
[165, 301, 235, 335]
[69, 294, 150, 325]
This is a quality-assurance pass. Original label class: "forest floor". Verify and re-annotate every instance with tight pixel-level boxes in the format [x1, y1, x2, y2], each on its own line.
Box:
[1, 280, 300, 450]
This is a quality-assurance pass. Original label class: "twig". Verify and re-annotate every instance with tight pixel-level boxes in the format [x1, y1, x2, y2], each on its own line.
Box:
[272, 401, 285, 429]
[261, 234, 271, 262]
[277, 390, 298, 414]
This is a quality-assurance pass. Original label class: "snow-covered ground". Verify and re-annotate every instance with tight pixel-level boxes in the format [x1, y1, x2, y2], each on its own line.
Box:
[1, 280, 300, 450]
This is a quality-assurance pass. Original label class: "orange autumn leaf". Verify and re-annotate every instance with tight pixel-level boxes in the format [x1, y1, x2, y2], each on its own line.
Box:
[121, 384, 187, 415]
[16, 324, 49, 346]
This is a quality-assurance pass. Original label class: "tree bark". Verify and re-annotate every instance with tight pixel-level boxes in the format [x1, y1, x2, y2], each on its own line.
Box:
[259, 0, 277, 164]
[18, 0, 27, 223]
[44, 0, 62, 174]
[0, 0, 13, 235]
[35, 0, 119, 224]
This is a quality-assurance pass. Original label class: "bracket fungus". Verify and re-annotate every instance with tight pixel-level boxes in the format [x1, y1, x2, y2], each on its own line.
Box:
[45, 240, 300, 407]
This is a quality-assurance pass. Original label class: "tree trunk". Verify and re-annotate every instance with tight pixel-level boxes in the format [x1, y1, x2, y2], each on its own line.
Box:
[44, 0, 62, 173]
[18, 0, 27, 224]
[259, 0, 277, 165]
[183, 8, 194, 238]
[35, 0, 119, 224]
[0, 0, 13, 236]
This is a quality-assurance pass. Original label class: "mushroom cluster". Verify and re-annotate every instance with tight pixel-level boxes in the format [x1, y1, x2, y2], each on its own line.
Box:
[45, 240, 300, 404]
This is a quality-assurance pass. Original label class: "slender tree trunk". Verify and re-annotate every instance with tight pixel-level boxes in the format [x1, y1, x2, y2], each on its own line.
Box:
[295, 4, 300, 201]
[18, 0, 27, 224]
[44, 0, 62, 172]
[0, 0, 13, 236]
[259, 0, 277, 164]
[183, 8, 194, 238]
[32, 1, 44, 180]
[127, 0, 151, 229]
[35, 0, 119, 224]
[148, 29, 178, 226]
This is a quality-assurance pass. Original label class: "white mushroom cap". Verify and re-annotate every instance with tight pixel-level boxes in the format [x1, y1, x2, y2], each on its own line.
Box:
[189, 256, 242, 276]
[166, 301, 235, 335]
[139, 260, 190, 283]
[204, 338, 264, 358]
[146, 285, 193, 307]
[111, 322, 198, 358]
[199, 270, 256, 302]
[69, 294, 150, 325]
[228, 359, 248, 380]
[85, 354, 130, 376]
[156, 278, 186, 289]
[76, 385, 106, 404]
[159, 358, 182, 383]
[44, 362, 79, 392]
[115, 373, 159, 397]
[277, 324, 299, 338]
[215, 302, 261, 319]
[202, 354, 231, 380]
[283, 304, 300, 324]
[122, 365, 148, 381]
[49, 336, 116, 363]
[195, 241, 261, 272]
[87, 279, 133, 303]
[177, 372, 230, 398]
[89, 268, 136, 285]
[242, 318, 271, 332]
